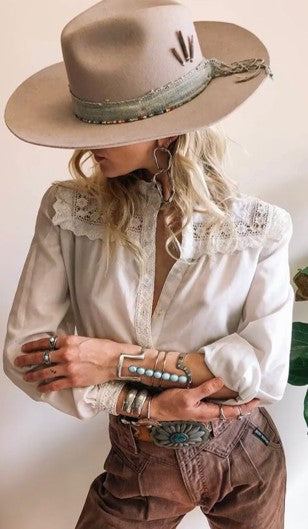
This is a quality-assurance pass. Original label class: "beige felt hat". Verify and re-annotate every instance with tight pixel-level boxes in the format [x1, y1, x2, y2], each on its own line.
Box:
[4, 0, 272, 150]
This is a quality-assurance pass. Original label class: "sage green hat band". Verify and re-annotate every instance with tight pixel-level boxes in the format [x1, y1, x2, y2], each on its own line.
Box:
[70, 56, 273, 125]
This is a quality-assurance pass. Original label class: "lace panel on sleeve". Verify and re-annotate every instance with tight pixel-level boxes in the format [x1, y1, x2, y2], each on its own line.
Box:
[94, 381, 126, 415]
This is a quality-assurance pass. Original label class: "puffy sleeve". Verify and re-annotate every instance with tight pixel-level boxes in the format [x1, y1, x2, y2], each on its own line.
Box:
[200, 205, 295, 406]
[2, 184, 125, 419]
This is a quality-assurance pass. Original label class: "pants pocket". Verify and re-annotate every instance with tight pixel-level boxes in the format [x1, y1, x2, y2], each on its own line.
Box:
[247, 406, 284, 451]
[235, 406, 286, 486]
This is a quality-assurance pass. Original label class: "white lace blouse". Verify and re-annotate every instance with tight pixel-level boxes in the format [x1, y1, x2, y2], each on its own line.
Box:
[3, 179, 294, 419]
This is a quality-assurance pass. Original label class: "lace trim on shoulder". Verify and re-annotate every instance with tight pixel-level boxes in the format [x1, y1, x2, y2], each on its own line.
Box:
[51, 184, 143, 242]
[192, 194, 285, 256]
[264, 203, 292, 244]
[51, 185, 106, 240]
[51, 185, 290, 255]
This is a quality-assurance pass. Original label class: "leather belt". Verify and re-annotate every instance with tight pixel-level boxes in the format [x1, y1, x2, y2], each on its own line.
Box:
[119, 417, 214, 449]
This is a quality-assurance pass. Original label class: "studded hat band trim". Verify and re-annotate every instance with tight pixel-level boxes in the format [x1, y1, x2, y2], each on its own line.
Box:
[70, 56, 273, 125]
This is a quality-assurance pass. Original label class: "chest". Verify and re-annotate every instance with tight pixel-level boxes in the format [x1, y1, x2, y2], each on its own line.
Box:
[53, 184, 271, 349]
[152, 211, 182, 316]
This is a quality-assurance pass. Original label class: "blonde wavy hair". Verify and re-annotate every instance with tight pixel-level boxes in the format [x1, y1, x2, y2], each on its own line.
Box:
[53, 126, 240, 268]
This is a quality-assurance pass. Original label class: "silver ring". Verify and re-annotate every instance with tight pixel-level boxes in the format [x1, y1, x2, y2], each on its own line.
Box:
[237, 406, 244, 420]
[218, 403, 227, 421]
[42, 350, 52, 366]
[49, 335, 58, 350]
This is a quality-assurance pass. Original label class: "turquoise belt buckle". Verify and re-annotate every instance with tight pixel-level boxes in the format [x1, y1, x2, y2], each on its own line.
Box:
[150, 420, 213, 449]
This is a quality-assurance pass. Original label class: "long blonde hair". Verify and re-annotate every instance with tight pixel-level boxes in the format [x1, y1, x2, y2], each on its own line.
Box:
[53, 125, 240, 267]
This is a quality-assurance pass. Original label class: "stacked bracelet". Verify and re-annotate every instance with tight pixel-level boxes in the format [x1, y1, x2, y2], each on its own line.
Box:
[117, 349, 193, 388]
[151, 350, 163, 387]
[176, 353, 192, 388]
[127, 352, 190, 386]
[122, 387, 138, 413]
[146, 395, 152, 420]
[158, 351, 167, 388]
[117, 348, 146, 381]
[122, 386, 149, 418]
[131, 389, 149, 415]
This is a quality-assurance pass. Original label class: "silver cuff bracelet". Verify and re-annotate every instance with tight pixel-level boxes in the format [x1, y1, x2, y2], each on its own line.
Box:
[131, 389, 149, 416]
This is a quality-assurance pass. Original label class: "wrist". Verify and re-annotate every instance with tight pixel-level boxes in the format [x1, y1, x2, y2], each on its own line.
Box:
[116, 384, 150, 419]
[110, 342, 143, 381]
[115, 347, 158, 383]
[149, 393, 161, 421]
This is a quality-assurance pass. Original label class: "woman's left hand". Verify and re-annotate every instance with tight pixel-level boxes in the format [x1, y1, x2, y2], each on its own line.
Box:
[14, 335, 139, 393]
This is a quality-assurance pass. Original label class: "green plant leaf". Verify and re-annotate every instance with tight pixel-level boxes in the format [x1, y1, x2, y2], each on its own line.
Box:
[288, 322, 308, 386]
[293, 266, 308, 281]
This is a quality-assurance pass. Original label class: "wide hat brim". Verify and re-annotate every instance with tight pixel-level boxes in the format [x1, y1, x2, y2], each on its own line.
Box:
[4, 21, 270, 150]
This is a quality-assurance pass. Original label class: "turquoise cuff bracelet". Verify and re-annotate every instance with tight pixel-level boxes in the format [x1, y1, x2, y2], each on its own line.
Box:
[117, 349, 146, 381]
[127, 364, 188, 384]
[116, 348, 192, 388]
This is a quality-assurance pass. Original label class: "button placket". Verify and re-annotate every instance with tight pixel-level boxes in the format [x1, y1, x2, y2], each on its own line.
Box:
[151, 212, 195, 342]
[134, 187, 161, 348]
[151, 260, 190, 344]
[134, 184, 196, 349]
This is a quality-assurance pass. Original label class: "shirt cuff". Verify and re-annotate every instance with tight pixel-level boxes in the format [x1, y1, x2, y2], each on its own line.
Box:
[75, 381, 126, 417]
[201, 333, 262, 403]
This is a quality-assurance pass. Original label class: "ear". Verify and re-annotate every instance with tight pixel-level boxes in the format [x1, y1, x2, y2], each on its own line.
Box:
[158, 135, 179, 148]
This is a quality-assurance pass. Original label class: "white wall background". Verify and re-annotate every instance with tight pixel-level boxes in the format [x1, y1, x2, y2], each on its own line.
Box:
[0, 1, 307, 528]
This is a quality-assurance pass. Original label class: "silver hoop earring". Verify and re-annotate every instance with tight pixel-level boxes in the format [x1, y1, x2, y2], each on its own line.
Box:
[151, 146, 175, 206]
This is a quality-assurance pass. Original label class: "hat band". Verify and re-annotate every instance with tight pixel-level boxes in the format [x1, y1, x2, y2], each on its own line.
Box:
[70, 56, 273, 125]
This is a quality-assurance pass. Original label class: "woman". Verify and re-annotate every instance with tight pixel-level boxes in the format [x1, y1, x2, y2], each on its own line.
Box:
[3, 1, 294, 528]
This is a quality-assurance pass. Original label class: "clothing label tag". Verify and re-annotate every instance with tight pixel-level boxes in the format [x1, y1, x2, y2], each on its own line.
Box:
[252, 427, 270, 446]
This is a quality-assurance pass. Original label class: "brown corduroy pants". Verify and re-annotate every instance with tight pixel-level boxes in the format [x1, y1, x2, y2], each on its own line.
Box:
[75, 406, 286, 529]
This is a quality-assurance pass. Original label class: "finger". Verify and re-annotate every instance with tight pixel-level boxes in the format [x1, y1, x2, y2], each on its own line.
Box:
[14, 347, 69, 367]
[217, 398, 261, 420]
[188, 377, 225, 403]
[238, 399, 260, 415]
[37, 377, 74, 393]
[190, 401, 224, 422]
[21, 336, 64, 353]
[23, 365, 66, 383]
[14, 351, 55, 367]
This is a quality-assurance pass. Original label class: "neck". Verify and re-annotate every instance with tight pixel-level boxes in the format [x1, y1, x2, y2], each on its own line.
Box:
[141, 169, 172, 202]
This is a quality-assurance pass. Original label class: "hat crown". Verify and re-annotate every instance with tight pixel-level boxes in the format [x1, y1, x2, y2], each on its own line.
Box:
[61, 0, 203, 102]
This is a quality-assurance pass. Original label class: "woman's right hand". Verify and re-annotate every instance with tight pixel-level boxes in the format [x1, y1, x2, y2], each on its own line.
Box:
[150, 377, 260, 422]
